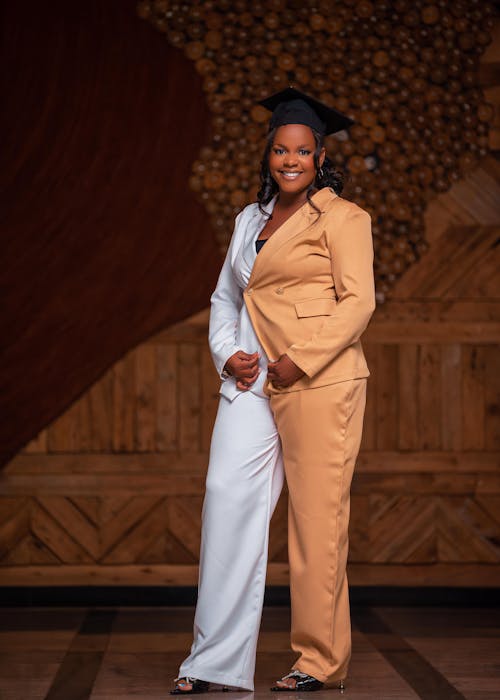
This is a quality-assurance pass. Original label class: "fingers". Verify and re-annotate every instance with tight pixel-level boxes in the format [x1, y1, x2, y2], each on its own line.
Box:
[267, 365, 280, 380]
[267, 361, 290, 388]
[234, 365, 259, 379]
[235, 363, 260, 389]
[267, 356, 281, 373]
[236, 351, 259, 363]
[271, 379, 290, 389]
[236, 379, 251, 391]
[233, 353, 260, 379]
[239, 362, 259, 373]
[231, 351, 299, 390]
[236, 374, 260, 390]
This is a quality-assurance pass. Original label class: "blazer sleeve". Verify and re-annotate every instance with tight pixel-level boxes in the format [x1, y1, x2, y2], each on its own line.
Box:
[285, 207, 376, 379]
[208, 210, 245, 378]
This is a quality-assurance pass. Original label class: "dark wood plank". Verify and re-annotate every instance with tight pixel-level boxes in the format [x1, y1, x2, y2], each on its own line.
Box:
[376, 344, 399, 450]
[441, 344, 462, 451]
[156, 344, 178, 451]
[484, 345, 500, 450]
[398, 344, 419, 450]
[462, 346, 486, 450]
[418, 345, 442, 450]
[112, 351, 136, 452]
[352, 608, 467, 700]
[44, 610, 115, 700]
[178, 343, 201, 452]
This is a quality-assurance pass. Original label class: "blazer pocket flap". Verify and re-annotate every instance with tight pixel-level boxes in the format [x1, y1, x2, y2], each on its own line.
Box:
[294, 298, 336, 318]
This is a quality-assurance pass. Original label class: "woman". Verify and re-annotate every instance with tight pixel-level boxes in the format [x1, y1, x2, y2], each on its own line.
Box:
[171, 87, 375, 695]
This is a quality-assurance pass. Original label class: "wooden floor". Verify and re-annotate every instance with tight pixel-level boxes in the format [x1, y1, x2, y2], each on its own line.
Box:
[0, 605, 498, 700]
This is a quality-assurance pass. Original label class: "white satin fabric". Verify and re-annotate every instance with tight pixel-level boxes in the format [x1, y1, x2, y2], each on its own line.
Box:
[208, 196, 278, 400]
[177, 197, 284, 690]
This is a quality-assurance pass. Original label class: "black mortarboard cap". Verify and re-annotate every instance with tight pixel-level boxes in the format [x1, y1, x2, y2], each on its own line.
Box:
[258, 87, 354, 136]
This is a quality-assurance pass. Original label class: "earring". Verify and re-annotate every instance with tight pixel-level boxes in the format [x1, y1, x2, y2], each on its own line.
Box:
[318, 167, 324, 178]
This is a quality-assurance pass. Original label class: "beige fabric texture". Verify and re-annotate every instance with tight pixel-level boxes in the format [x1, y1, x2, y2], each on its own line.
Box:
[270, 377, 367, 683]
[243, 187, 376, 394]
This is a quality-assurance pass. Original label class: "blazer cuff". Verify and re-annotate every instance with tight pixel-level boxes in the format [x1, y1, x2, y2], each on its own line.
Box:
[214, 345, 241, 380]
[284, 348, 314, 379]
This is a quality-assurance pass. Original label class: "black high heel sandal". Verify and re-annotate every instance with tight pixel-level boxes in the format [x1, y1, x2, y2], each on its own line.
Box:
[170, 677, 210, 694]
[271, 670, 346, 692]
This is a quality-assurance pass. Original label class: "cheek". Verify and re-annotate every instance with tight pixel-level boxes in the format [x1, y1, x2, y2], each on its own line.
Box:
[301, 156, 316, 171]
[268, 153, 280, 171]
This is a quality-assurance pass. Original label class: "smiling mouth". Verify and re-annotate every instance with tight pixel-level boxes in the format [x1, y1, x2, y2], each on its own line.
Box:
[279, 171, 303, 179]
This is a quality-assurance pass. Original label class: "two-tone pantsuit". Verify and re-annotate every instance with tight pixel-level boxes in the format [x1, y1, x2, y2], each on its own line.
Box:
[177, 186, 375, 689]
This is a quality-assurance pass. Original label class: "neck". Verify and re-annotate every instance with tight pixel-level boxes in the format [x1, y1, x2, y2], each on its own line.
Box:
[277, 187, 316, 209]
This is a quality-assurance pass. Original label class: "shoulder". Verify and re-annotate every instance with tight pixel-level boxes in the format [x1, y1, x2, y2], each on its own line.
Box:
[324, 192, 371, 222]
[237, 201, 261, 220]
[230, 201, 260, 233]
[228, 202, 258, 243]
[322, 194, 372, 246]
[224, 201, 261, 256]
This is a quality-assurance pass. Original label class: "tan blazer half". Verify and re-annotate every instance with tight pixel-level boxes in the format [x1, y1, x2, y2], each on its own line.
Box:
[243, 187, 376, 394]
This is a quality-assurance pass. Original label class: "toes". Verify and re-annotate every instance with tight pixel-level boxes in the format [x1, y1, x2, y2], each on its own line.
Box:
[176, 682, 193, 692]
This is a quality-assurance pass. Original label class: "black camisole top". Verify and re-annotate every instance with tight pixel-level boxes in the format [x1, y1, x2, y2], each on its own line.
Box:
[255, 238, 268, 254]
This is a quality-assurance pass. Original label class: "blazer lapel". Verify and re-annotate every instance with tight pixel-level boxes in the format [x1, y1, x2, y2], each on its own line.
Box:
[241, 195, 277, 272]
[247, 187, 337, 287]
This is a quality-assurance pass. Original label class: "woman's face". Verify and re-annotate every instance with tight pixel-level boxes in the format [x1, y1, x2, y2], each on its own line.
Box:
[268, 123, 326, 196]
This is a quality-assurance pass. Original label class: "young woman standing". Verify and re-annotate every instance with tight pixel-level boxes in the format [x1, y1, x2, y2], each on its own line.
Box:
[171, 88, 375, 695]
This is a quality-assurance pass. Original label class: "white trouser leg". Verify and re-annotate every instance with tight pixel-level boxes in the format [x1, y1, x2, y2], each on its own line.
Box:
[178, 391, 284, 690]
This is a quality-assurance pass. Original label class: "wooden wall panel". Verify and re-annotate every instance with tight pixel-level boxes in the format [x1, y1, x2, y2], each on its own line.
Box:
[398, 344, 419, 451]
[1, 299, 499, 586]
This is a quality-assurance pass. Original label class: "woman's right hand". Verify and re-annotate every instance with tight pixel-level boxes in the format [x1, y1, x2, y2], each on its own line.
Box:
[224, 351, 260, 391]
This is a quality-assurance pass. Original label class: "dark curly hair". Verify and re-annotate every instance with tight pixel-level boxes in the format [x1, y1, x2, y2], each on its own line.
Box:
[257, 126, 344, 217]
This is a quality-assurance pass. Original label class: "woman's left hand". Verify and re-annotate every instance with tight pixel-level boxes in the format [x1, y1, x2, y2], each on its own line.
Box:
[267, 354, 305, 388]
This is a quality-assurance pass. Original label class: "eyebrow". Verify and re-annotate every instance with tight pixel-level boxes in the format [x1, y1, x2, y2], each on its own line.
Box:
[273, 143, 313, 148]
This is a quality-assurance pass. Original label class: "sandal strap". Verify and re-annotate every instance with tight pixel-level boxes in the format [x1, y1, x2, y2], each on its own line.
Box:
[281, 670, 313, 681]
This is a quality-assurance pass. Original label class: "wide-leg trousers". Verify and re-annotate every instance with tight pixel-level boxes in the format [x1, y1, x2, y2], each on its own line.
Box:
[178, 390, 284, 691]
[269, 377, 367, 684]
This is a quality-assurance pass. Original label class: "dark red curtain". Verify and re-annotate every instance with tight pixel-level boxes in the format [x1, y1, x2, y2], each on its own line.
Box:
[0, 0, 222, 465]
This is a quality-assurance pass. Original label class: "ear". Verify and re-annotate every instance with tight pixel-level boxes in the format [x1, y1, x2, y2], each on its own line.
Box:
[319, 147, 326, 168]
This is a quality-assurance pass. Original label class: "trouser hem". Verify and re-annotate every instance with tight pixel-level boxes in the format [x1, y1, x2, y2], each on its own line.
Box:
[178, 666, 254, 691]
[293, 662, 348, 684]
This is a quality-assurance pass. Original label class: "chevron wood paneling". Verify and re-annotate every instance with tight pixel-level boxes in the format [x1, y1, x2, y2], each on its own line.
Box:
[349, 494, 500, 565]
[1, 310, 499, 585]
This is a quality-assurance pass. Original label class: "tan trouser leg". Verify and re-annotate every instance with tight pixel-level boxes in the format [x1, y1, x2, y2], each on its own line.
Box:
[270, 378, 367, 683]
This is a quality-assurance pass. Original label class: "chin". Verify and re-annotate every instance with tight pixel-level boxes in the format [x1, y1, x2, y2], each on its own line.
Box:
[274, 173, 313, 194]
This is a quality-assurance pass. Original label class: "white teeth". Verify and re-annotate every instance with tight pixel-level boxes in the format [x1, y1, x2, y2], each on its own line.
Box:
[281, 172, 301, 178]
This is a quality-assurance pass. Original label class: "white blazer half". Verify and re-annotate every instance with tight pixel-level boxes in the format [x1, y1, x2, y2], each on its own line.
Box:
[208, 197, 277, 402]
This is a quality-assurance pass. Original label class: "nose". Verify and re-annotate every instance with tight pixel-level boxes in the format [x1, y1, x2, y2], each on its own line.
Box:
[283, 153, 298, 167]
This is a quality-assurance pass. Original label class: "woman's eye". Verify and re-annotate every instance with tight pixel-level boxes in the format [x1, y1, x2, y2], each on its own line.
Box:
[273, 147, 311, 156]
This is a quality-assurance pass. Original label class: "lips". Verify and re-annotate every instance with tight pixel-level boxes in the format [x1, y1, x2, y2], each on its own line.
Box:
[279, 171, 303, 179]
